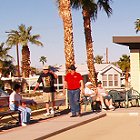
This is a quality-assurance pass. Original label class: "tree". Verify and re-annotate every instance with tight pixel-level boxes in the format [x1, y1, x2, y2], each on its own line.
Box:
[2, 60, 16, 77]
[18, 24, 43, 78]
[135, 19, 140, 33]
[117, 54, 130, 88]
[6, 30, 21, 77]
[94, 55, 104, 64]
[70, 0, 112, 87]
[58, 0, 75, 72]
[0, 42, 12, 77]
[39, 56, 47, 66]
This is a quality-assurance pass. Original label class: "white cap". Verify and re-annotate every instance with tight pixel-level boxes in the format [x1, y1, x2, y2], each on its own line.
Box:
[85, 82, 93, 87]
[43, 65, 49, 70]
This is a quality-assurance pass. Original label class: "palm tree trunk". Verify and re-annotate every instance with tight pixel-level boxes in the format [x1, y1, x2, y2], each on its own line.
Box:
[59, 0, 75, 72]
[22, 45, 30, 78]
[82, 8, 97, 87]
[16, 44, 20, 77]
[125, 70, 129, 88]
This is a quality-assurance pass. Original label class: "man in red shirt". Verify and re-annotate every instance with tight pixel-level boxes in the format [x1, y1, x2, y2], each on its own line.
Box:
[63, 65, 84, 117]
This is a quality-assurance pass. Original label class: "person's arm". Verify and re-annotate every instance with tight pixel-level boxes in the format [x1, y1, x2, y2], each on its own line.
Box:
[49, 70, 58, 79]
[33, 82, 40, 93]
[80, 80, 84, 94]
[63, 81, 67, 95]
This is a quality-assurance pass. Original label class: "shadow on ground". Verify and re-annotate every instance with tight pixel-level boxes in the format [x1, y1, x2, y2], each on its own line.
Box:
[0, 108, 100, 131]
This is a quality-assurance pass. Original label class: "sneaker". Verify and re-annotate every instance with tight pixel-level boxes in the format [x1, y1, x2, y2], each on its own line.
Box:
[102, 104, 106, 109]
[21, 123, 27, 127]
[50, 110, 55, 115]
[109, 105, 115, 109]
[101, 108, 106, 112]
[70, 114, 77, 117]
[44, 112, 50, 116]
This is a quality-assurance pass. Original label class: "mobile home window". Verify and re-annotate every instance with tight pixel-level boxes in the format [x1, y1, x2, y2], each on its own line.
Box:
[108, 74, 113, 86]
[114, 74, 118, 86]
[102, 74, 107, 86]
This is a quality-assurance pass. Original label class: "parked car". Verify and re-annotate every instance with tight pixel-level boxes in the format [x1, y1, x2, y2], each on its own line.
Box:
[0, 88, 9, 108]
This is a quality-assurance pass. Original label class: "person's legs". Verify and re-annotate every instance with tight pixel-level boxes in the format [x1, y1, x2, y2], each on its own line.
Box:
[97, 95, 106, 109]
[18, 106, 28, 126]
[68, 90, 76, 116]
[25, 107, 31, 123]
[45, 102, 50, 114]
[50, 92, 55, 115]
[104, 98, 110, 108]
[43, 92, 50, 115]
[73, 89, 80, 115]
[108, 98, 115, 109]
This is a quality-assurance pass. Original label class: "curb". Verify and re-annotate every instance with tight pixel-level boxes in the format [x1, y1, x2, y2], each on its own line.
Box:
[34, 112, 106, 140]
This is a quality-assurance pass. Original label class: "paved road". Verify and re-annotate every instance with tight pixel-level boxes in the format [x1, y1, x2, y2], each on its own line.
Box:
[47, 113, 140, 140]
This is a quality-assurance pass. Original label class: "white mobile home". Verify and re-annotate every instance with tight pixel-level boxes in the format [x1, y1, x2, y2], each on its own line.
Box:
[55, 63, 122, 91]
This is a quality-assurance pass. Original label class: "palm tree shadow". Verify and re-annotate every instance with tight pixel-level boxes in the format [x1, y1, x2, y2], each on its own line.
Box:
[59, 108, 71, 115]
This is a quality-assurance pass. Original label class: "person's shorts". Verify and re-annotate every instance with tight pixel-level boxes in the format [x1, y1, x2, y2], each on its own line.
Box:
[103, 95, 112, 100]
[43, 92, 55, 103]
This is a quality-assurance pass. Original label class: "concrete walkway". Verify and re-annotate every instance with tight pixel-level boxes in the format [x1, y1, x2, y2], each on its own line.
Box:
[1, 107, 140, 140]
[0, 111, 106, 140]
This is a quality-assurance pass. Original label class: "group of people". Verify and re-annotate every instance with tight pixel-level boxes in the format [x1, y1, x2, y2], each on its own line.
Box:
[63, 64, 115, 117]
[9, 65, 58, 126]
[9, 64, 115, 126]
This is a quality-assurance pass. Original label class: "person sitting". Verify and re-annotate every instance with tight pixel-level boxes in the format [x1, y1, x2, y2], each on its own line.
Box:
[9, 84, 31, 126]
[97, 81, 115, 110]
[84, 82, 106, 111]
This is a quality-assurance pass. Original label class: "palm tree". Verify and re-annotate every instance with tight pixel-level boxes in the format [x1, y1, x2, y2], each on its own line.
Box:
[94, 55, 104, 64]
[70, 0, 112, 87]
[39, 56, 47, 66]
[135, 19, 140, 33]
[117, 54, 130, 88]
[0, 42, 12, 77]
[6, 30, 21, 77]
[2, 60, 16, 77]
[18, 24, 43, 78]
[58, 0, 75, 72]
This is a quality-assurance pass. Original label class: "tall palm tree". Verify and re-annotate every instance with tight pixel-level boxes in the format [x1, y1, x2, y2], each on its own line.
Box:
[135, 19, 140, 33]
[0, 42, 12, 77]
[18, 24, 43, 78]
[58, 0, 75, 72]
[6, 30, 21, 77]
[117, 54, 130, 88]
[70, 0, 112, 87]
[94, 55, 103, 64]
[39, 56, 47, 66]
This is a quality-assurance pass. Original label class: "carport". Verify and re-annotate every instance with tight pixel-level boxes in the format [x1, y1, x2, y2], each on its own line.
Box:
[113, 36, 140, 92]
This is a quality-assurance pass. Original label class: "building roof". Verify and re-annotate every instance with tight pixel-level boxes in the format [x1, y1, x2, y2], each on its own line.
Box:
[113, 36, 140, 49]
[55, 63, 122, 76]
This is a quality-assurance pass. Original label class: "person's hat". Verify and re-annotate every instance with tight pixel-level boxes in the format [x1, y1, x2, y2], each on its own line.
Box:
[85, 82, 93, 87]
[97, 81, 102, 84]
[43, 65, 49, 70]
[69, 65, 77, 70]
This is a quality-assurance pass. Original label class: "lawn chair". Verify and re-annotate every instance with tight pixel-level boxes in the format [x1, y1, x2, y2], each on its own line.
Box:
[125, 88, 140, 108]
[108, 90, 125, 108]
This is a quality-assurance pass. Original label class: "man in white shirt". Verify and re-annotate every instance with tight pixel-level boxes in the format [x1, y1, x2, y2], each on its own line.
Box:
[84, 82, 106, 110]
[9, 84, 31, 126]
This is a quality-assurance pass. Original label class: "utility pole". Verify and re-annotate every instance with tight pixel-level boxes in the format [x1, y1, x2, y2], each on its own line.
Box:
[106, 48, 109, 64]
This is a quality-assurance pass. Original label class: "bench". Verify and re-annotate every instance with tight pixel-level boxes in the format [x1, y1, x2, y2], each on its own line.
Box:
[0, 97, 20, 124]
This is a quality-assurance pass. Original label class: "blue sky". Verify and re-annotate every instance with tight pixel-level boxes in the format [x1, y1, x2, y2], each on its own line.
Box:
[0, 0, 139, 68]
